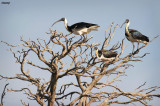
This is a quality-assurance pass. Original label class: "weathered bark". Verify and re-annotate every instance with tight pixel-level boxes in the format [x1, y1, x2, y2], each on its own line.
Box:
[48, 72, 58, 106]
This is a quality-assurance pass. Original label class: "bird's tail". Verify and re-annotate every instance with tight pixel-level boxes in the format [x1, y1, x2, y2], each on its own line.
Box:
[141, 35, 149, 44]
[145, 36, 149, 42]
[143, 35, 149, 42]
[89, 25, 100, 31]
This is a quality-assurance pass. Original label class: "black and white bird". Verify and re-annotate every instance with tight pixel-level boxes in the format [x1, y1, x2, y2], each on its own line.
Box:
[51, 17, 100, 36]
[94, 47, 118, 64]
[121, 19, 149, 52]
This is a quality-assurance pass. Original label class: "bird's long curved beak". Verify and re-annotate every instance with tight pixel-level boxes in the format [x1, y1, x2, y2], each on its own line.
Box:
[51, 18, 63, 27]
[120, 22, 126, 28]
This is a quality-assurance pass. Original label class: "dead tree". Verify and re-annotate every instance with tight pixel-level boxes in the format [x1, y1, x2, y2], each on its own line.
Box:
[0, 23, 160, 106]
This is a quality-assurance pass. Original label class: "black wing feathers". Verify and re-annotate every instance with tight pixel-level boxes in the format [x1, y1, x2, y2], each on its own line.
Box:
[129, 29, 149, 42]
[70, 22, 98, 30]
[100, 50, 117, 58]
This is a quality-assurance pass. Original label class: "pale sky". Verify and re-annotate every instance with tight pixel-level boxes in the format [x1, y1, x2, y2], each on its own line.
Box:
[0, 0, 160, 105]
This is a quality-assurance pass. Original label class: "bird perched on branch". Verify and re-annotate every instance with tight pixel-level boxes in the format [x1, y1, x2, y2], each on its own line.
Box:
[94, 47, 118, 64]
[51, 17, 100, 37]
[121, 19, 149, 53]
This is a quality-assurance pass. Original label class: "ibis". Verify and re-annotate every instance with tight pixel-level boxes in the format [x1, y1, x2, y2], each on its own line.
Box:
[51, 18, 100, 37]
[121, 19, 149, 52]
[94, 47, 118, 64]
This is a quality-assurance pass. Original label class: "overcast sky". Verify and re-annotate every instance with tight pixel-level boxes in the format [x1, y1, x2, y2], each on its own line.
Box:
[0, 0, 160, 105]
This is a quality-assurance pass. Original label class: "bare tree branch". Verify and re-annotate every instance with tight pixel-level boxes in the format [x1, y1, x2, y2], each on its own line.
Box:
[0, 83, 9, 106]
[0, 23, 159, 106]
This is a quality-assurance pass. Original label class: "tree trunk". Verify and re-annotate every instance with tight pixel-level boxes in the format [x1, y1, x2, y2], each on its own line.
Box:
[78, 97, 87, 106]
[48, 72, 58, 106]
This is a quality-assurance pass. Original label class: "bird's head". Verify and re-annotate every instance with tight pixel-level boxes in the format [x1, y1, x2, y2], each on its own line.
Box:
[121, 19, 130, 28]
[51, 17, 66, 27]
[125, 19, 130, 23]
[59, 17, 65, 21]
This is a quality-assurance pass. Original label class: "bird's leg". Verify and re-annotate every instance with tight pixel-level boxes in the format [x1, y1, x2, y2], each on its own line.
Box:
[132, 42, 135, 53]
[137, 42, 139, 50]
[86, 34, 88, 39]
[82, 34, 86, 41]
[83, 34, 85, 39]
[79, 34, 83, 39]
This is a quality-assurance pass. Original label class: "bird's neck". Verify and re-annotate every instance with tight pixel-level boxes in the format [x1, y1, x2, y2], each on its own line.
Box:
[64, 19, 70, 32]
[95, 49, 99, 58]
[125, 22, 130, 35]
